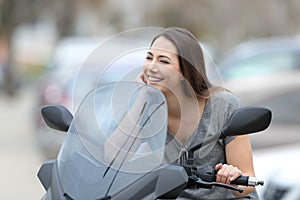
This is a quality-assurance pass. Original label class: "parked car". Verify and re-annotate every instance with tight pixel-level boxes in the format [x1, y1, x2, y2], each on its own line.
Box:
[253, 143, 300, 200]
[35, 36, 146, 158]
[34, 37, 100, 158]
[0, 63, 3, 91]
[215, 36, 300, 199]
[215, 36, 300, 148]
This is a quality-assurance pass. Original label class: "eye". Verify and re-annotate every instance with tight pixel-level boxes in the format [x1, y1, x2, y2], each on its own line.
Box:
[160, 59, 170, 64]
[145, 56, 152, 61]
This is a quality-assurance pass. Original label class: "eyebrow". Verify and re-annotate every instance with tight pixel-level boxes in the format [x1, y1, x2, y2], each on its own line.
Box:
[147, 51, 171, 60]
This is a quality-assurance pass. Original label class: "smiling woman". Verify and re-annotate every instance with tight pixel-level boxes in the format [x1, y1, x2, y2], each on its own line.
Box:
[133, 27, 260, 199]
[143, 37, 182, 94]
[140, 35, 201, 146]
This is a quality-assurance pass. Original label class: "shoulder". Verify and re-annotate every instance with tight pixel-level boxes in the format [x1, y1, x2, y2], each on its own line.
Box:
[208, 91, 242, 144]
[209, 91, 242, 108]
[207, 91, 243, 125]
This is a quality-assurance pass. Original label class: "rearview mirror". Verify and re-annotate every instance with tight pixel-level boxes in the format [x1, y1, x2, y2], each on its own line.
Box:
[41, 105, 73, 132]
[188, 106, 272, 165]
[222, 106, 272, 137]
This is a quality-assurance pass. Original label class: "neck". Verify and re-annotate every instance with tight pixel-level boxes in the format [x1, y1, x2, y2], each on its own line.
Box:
[165, 92, 205, 145]
[166, 94, 181, 118]
[164, 90, 202, 119]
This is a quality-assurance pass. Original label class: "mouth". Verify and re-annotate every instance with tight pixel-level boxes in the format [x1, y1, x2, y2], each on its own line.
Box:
[147, 75, 163, 82]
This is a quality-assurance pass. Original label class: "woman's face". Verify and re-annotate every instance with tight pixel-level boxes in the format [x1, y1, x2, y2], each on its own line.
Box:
[143, 36, 182, 94]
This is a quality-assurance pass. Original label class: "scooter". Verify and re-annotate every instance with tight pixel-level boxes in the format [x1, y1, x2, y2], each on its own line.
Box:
[37, 82, 272, 200]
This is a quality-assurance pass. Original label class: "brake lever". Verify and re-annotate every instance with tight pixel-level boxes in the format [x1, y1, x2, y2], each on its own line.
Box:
[195, 177, 244, 193]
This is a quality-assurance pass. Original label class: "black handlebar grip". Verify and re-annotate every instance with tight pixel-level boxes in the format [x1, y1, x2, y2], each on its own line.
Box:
[231, 176, 264, 186]
[230, 176, 249, 186]
[195, 166, 263, 187]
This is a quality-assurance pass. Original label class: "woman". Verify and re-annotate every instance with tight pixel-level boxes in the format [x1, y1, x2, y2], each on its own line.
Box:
[135, 27, 259, 199]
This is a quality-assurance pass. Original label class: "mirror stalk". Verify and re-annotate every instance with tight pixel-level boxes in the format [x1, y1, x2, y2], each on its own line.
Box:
[187, 134, 221, 165]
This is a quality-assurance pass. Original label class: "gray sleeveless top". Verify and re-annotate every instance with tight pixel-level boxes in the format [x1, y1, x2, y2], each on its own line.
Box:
[164, 91, 259, 200]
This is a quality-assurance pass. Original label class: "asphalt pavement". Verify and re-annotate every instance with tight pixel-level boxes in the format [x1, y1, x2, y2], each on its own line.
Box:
[0, 85, 45, 199]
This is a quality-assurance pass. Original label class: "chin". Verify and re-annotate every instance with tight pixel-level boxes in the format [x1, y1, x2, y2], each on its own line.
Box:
[147, 82, 162, 90]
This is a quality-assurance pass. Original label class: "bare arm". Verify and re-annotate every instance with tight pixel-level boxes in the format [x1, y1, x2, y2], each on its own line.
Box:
[103, 91, 148, 163]
[104, 73, 163, 165]
[215, 135, 256, 197]
[103, 78, 160, 164]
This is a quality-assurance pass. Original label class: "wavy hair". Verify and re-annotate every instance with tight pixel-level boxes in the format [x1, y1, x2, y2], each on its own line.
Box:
[150, 27, 224, 99]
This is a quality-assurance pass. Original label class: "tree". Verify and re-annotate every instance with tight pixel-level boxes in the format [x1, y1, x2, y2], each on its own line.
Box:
[0, 0, 77, 95]
[0, 0, 39, 95]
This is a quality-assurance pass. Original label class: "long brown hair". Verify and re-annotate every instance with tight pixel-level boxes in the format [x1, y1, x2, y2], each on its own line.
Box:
[150, 27, 223, 99]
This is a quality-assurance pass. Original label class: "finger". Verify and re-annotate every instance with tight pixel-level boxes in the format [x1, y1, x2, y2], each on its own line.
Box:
[216, 169, 225, 183]
[215, 163, 222, 182]
[142, 73, 147, 83]
[229, 167, 242, 183]
[217, 164, 235, 184]
[216, 164, 227, 183]
[136, 72, 146, 83]
[215, 163, 223, 171]
[221, 165, 233, 184]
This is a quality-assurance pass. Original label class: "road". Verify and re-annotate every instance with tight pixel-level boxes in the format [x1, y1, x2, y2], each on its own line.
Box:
[0, 85, 45, 199]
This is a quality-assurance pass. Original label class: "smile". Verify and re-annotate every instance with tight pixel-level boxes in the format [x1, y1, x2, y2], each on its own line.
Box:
[147, 75, 163, 82]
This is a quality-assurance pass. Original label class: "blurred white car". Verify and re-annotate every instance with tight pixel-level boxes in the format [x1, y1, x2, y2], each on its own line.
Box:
[216, 36, 300, 200]
[253, 143, 300, 200]
[216, 36, 300, 149]
[35, 36, 147, 158]
[0, 64, 3, 91]
[34, 37, 103, 158]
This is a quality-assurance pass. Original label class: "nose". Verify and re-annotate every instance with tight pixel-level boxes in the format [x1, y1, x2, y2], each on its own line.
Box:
[145, 60, 159, 73]
[148, 64, 159, 73]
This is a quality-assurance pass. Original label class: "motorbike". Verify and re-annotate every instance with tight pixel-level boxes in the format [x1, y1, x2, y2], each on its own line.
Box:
[37, 82, 272, 200]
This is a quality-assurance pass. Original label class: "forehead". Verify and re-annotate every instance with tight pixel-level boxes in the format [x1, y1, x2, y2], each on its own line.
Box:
[150, 36, 178, 55]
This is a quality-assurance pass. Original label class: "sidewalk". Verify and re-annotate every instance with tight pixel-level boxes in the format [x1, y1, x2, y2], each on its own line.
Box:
[0, 86, 45, 199]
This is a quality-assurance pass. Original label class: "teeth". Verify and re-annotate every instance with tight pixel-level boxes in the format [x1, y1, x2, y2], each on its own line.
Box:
[148, 76, 162, 82]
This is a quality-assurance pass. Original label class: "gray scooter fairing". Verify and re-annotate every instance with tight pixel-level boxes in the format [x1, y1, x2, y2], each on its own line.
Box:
[39, 159, 188, 200]
[38, 82, 178, 199]
[38, 82, 272, 199]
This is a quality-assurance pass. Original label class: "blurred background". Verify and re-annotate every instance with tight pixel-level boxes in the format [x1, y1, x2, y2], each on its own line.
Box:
[1, 0, 300, 199]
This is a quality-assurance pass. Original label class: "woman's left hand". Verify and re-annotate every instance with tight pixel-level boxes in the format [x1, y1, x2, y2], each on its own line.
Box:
[215, 163, 242, 185]
[135, 72, 147, 84]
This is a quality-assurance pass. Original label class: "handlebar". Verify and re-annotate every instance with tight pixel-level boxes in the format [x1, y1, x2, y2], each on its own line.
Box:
[195, 165, 264, 186]
[196, 168, 264, 186]
[230, 176, 264, 186]
[182, 165, 264, 193]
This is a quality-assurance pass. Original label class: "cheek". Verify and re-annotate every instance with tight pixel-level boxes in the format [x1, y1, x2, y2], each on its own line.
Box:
[142, 60, 148, 70]
[165, 68, 182, 78]
[142, 64, 147, 74]
[174, 64, 182, 74]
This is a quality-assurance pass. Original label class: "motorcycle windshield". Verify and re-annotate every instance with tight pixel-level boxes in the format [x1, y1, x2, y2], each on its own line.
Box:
[56, 82, 168, 199]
